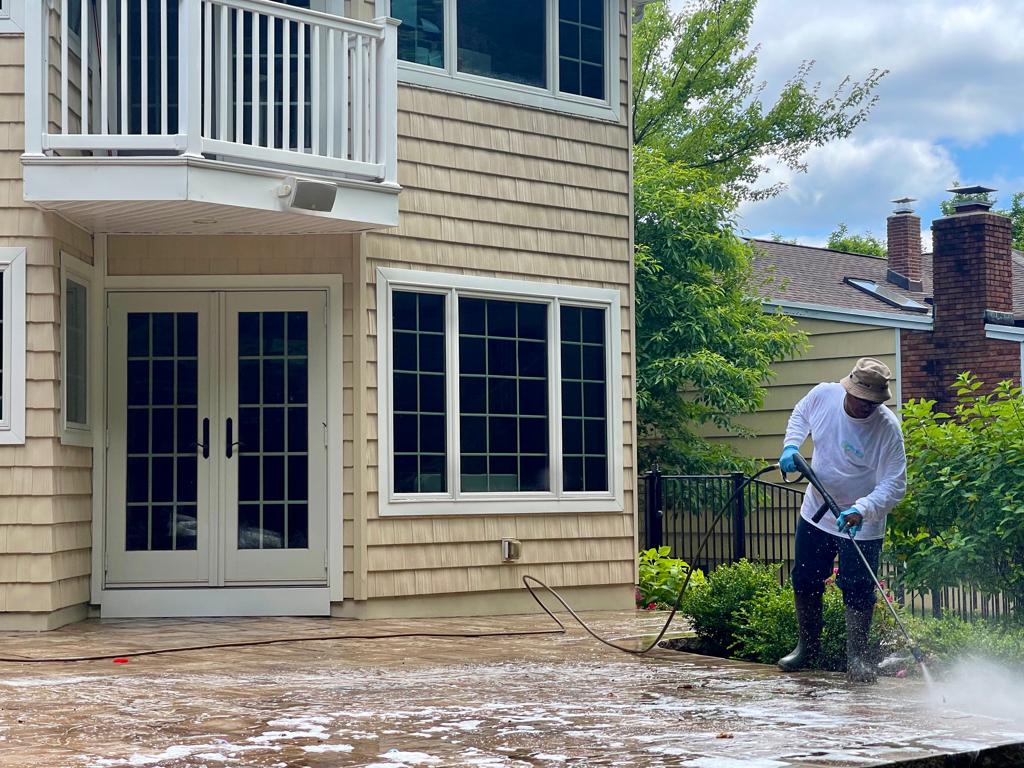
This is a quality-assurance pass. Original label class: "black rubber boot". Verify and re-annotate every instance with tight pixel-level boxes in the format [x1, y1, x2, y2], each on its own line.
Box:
[845, 606, 878, 684]
[777, 592, 823, 671]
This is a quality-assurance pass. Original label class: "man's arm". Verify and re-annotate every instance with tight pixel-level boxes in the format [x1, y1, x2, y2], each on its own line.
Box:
[782, 385, 820, 450]
[853, 430, 907, 523]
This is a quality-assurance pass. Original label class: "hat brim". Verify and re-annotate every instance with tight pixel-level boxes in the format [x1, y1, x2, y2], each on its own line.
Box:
[841, 374, 891, 404]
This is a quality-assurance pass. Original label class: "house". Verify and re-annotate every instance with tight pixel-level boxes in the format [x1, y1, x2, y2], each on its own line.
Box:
[702, 191, 1024, 463]
[0, 0, 640, 630]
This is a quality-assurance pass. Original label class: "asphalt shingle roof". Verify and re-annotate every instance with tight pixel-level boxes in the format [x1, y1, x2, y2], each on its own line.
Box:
[750, 238, 1024, 318]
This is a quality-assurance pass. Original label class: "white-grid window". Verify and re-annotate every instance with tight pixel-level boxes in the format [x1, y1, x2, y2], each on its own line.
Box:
[0, 0, 24, 33]
[377, 268, 624, 516]
[393, 0, 620, 120]
[0, 247, 27, 445]
[61, 252, 94, 445]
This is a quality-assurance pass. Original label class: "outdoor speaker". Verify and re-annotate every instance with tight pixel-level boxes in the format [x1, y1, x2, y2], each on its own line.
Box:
[278, 177, 338, 213]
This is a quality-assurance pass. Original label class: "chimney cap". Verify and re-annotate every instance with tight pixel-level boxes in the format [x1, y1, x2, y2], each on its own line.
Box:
[891, 196, 917, 214]
[947, 184, 997, 214]
[948, 184, 996, 196]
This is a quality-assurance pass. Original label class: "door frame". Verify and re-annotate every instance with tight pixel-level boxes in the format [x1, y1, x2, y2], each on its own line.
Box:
[89, 241, 345, 616]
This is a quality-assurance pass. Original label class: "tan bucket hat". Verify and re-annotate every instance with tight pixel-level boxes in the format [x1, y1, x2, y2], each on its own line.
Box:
[841, 357, 893, 403]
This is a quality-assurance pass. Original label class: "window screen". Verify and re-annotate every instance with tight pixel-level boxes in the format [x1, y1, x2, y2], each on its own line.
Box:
[394, 0, 445, 68]
[392, 291, 447, 493]
[457, 0, 546, 88]
[64, 277, 88, 427]
[459, 297, 549, 492]
[558, 0, 605, 99]
[560, 305, 607, 492]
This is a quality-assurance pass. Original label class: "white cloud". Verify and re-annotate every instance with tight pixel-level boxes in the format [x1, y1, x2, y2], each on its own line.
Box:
[666, 0, 1024, 240]
[742, 0, 1024, 145]
[736, 137, 957, 240]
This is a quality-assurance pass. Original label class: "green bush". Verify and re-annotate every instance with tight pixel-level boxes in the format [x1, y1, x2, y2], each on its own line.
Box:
[680, 560, 781, 654]
[732, 581, 897, 669]
[906, 615, 1024, 667]
[637, 547, 704, 608]
[892, 375, 1024, 606]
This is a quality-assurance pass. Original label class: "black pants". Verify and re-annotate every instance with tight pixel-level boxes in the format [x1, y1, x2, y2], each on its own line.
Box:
[790, 517, 882, 612]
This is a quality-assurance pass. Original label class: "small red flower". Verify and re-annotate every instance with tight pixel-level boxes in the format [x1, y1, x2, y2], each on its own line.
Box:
[647, 602, 657, 610]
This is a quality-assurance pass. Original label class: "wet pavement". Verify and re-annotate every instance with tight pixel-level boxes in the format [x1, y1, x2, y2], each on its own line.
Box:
[1, 610, 1023, 767]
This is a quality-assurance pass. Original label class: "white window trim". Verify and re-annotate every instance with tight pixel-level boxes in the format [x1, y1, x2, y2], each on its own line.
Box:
[60, 251, 94, 446]
[396, 0, 621, 122]
[376, 267, 625, 516]
[0, 247, 27, 445]
[0, 0, 24, 34]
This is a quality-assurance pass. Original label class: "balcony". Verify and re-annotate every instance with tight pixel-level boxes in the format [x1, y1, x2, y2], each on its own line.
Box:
[22, 0, 400, 235]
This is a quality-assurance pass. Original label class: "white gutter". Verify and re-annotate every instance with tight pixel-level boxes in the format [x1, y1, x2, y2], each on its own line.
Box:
[764, 299, 934, 331]
[984, 323, 1024, 342]
[984, 323, 1024, 383]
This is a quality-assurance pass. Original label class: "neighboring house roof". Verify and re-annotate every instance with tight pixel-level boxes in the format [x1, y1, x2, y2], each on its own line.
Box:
[749, 239, 931, 318]
[750, 238, 1024, 321]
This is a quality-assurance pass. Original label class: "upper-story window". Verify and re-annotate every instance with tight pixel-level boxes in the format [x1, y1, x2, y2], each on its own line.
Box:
[393, 0, 617, 119]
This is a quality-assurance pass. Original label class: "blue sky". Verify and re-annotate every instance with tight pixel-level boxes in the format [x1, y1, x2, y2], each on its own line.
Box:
[668, 0, 1024, 248]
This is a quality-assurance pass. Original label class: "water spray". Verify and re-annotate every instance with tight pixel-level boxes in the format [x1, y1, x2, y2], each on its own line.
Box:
[789, 452, 926, 666]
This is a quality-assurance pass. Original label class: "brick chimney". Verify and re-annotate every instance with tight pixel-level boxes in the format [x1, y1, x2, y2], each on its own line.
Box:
[886, 197, 923, 291]
[901, 186, 1021, 410]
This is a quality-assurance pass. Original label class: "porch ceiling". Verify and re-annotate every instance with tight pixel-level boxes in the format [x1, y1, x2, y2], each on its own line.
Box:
[22, 157, 400, 235]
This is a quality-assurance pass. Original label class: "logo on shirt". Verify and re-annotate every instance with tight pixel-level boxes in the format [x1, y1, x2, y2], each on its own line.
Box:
[843, 440, 865, 460]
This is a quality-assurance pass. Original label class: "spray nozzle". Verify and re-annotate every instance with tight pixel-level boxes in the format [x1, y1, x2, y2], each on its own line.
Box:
[910, 646, 926, 664]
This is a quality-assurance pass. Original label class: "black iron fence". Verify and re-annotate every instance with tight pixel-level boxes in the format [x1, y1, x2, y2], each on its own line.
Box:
[640, 470, 1017, 621]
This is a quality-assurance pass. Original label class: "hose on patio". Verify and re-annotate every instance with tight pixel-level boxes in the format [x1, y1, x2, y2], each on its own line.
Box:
[522, 463, 782, 656]
[0, 628, 568, 664]
[0, 465, 780, 665]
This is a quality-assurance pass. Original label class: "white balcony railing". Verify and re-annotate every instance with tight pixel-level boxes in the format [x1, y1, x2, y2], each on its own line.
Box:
[24, 0, 398, 185]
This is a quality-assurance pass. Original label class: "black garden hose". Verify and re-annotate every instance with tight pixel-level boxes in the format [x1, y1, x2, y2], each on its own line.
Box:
[522, 463, 782, 655]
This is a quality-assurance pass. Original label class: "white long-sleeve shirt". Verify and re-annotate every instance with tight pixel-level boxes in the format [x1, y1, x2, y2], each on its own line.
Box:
[784, 382, 907, 540]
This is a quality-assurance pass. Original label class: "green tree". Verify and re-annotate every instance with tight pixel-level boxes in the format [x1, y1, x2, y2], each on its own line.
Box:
[632, 0, 883, 470]
[941, 185, 1024, 250]
[633, 0, 886, 200]
[826, 223, 887, 258]
[635, 148, 805, 472]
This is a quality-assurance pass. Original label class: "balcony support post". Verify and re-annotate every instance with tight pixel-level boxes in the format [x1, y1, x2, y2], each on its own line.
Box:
[23, 0, 49, 157]
[376, 17, 400, 186]
[179, 0, 204, 157]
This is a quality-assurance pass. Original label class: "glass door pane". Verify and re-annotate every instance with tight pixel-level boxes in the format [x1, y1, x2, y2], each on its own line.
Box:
[106, 293, 215, 586]
[236, 310, 309, 551]
[223, 292, 328, 584]
[125, 311, 200, 552]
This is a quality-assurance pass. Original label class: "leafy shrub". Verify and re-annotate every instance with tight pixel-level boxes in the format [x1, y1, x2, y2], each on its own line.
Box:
[732, 581, 897, 669]
[906, 615, 1024, 668]
[680, 560, 781, 654]
[637, 547, 704, 608]
[892, 375, 1024, 606]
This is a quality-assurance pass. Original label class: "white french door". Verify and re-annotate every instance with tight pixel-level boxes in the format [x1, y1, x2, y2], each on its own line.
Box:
[105, 290, 328, 588]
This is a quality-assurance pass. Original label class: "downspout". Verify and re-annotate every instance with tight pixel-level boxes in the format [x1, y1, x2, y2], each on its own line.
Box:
[632, 0, 658, 22]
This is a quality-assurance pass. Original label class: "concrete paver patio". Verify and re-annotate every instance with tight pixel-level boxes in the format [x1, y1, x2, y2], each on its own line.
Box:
[1, 610, 1023, 767]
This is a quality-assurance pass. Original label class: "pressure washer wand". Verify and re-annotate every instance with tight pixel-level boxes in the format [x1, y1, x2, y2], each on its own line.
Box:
[789, 453, 926, 664]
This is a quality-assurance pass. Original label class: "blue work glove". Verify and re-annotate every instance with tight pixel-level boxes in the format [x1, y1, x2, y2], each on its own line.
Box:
[779, 445, 800, 474]
[837, 507, 863, 537]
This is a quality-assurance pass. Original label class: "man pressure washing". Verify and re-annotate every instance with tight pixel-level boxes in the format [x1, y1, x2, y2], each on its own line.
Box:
[776, 358, 907, 683]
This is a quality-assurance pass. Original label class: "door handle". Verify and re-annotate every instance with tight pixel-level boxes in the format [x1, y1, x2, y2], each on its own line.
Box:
[226, 417, 242, 458]
[196, 417, 210, 459]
